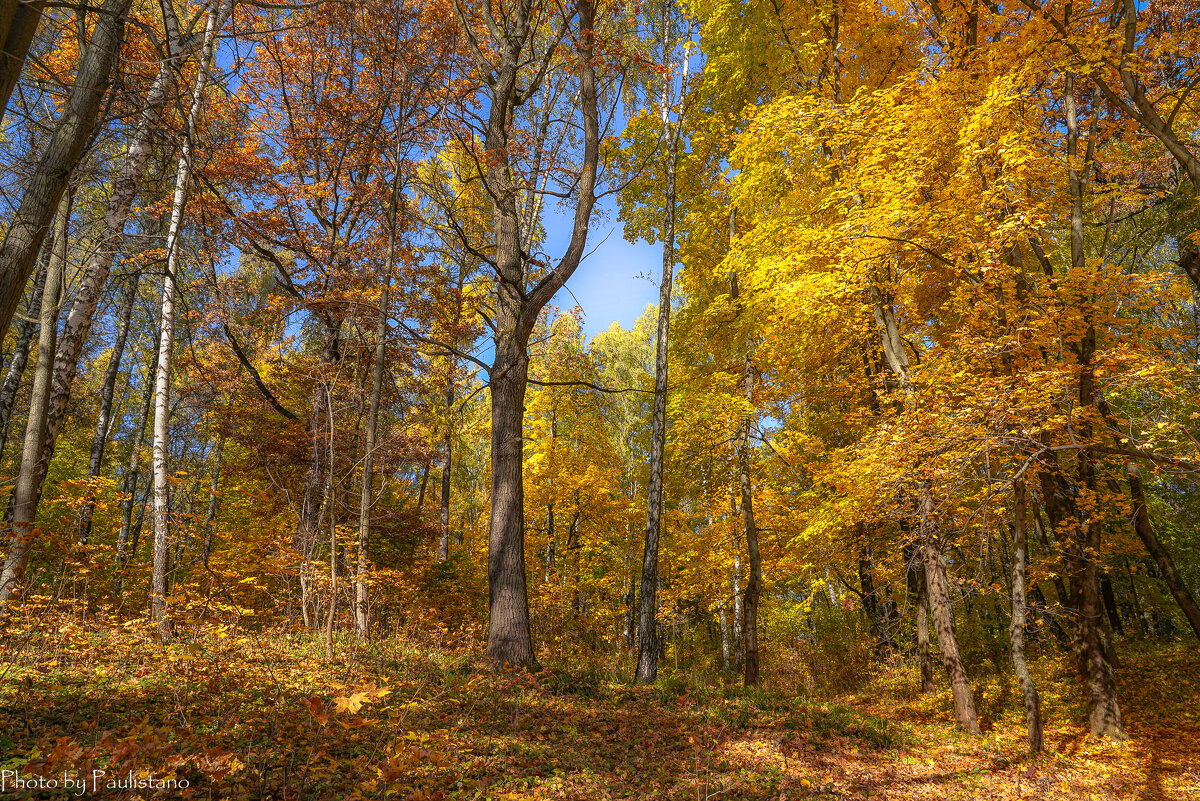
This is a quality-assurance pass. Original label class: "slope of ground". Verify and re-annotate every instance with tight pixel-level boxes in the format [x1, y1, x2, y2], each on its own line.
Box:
[1, 616, 1197, 800]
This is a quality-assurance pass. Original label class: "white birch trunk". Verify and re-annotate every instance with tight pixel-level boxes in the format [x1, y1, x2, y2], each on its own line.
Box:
[150, 2, 229, 641]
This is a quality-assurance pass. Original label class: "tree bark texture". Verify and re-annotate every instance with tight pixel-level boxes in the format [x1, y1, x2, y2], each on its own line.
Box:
[150, 3, 226, 642]
[480, 0, 600, 669]
[1009, 482, 1044, 753]
[0, 0, 129, 338]
[0, 193, 68, 603]
[920, 485, 980, 734]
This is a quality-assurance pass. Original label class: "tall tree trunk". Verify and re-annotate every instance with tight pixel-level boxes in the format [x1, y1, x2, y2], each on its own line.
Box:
[0, 0, 46, 129]
[201, 434, 224, 568]
[1126, 462, 1200, 640]
[732, 549, 743, 672]
[150, 3, 225, 642]
[356, 172, 398, 638]
[737, 355, 761, 687]
[324, 394, 337, 659]
[635, 11, 687, 683]
[479, 0, 600, 669]
[920, 484, 980, 733]
[0, 251, 47, 459]
[116, 338, 156, 567]
[1063, 70, 1126, 739]
[0, 0, 129, 338]
[77, 276, 138, 542]
[1009, 482, 1043, 753]
[23, 56, 175, 515]
[486, 335, 535, 666]
[298, 327, 338, 631]
[438, 428, 451, 561]
[904, 541, 936, 693]
[0, 192, 68, 603]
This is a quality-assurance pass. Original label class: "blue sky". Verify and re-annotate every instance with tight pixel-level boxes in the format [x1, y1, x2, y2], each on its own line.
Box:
[541, 199, 663, 340]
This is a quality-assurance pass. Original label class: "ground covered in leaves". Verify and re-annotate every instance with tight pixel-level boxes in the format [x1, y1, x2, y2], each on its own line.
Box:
[1, 619, 1198, 800]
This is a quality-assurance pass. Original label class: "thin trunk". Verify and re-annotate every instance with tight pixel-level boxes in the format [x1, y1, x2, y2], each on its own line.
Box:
[77, 276, 138, 542]
[416, 459, 430, 511]
[116, 339, 157, 566]
[0, 193, 68, 602]
[1126, 462, 1200, 640]
[718, 599, 730, 670]
[1100, 573, 1124, 636]
[1123, 557, 1153, 636]
[438, 428, 451, 561]
[1009, 482, 1044, 753]
[732, 550, 743, 671]
[356, 172, 398, 637]
[905, 541, 936, 693]
[150, 4, 225, 642]
[0, 251, 47, 460]
[324, 393, 337, 659]
[635, 10, 686, 684]
[0, 0, 130, 338]
[201, 434, 224, 568]
[737, 355, 761, 687]
[920, 484, 980, 734]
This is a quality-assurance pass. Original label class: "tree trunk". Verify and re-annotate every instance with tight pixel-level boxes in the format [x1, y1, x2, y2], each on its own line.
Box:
[0, 0, 129, 338]
[0, 0, 45, 129]
[356, 182, 396, 638]
[438, 429, 451, 561]
[150, 4, 225, 642]
[732, 549, 743, 672]
[416, 458, 430, 511]
[1009, 482, 1044, 753]
[479, 0, 600, 670]
[486, 335, 535, 666]
[904, 541, 936, 693]
[77, 275, 138, 542]
[1126, 462, 1200, 640]
[0, 250, 47, 460]
[116, 340, 157, 567]
[324, 394, 337, 659]
[0, 192, 68, 603]
[201, 434, 224, 568]
[920, 485, 980, 733]
[1063, 69, 1126, 740]
[737, 356, 761, 687]
[635, 14, 686, 683]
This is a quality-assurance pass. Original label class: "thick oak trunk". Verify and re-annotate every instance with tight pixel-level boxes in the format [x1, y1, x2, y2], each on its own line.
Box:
[485, 337, 535, 667]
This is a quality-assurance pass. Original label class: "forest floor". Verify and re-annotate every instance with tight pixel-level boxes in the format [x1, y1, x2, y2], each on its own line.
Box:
[1, 615, 1198, 800]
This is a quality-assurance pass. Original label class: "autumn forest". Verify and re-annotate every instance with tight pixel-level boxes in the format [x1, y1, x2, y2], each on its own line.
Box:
[0, 0, 1199, 798]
